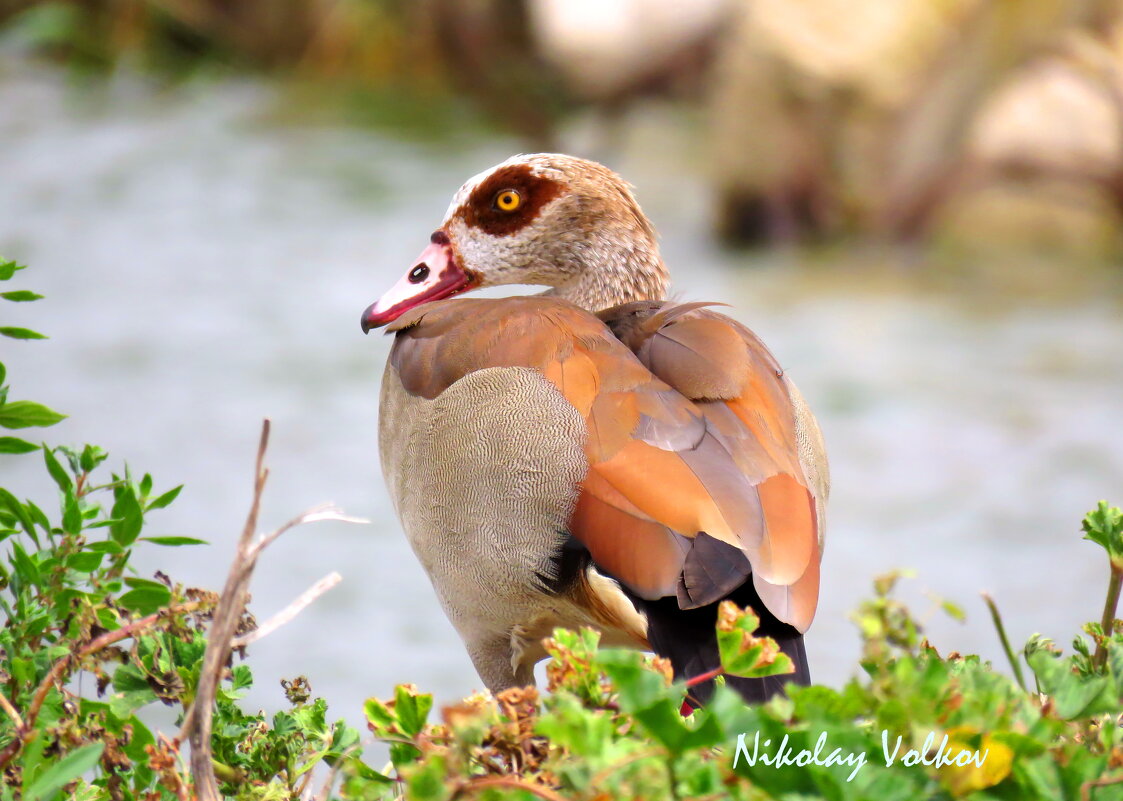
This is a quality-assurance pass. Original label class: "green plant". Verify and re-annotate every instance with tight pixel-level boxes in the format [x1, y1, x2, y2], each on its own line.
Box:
[0, 258, 60, 451]
[0, 260, 365, 800]
[336, 507, 1123, 800]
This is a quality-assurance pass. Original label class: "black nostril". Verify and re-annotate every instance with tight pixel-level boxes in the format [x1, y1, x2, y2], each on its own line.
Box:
[430, 230, 450, 245]
[408, 264, 430, 283]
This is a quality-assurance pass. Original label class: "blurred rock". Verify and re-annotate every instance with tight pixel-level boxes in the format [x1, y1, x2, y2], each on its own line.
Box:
[528, 0, 729, 101]
[707, 0, 1123, 250]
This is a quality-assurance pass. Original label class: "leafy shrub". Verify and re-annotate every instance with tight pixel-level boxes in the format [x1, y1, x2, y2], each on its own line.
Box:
[0, 260, 363, 800]
[346, 550, 1122, 801]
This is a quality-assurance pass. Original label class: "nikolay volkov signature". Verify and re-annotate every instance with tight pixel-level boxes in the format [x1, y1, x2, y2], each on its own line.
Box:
[733, 730, 990, 782]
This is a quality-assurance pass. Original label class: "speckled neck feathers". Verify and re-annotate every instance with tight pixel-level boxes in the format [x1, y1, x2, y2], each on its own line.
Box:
[543, 231, 668, 311]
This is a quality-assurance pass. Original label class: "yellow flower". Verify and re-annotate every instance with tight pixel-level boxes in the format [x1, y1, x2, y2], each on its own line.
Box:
[939, 726, 1014, 797]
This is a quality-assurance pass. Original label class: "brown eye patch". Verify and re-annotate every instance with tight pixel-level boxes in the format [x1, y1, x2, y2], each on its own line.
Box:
[458, 164, 564, 237]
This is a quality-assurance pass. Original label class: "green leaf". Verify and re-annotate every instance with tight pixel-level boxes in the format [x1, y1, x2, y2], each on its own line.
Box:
[363, 698, 395, 732]
[341, 756, 394, 790]
[145, 484, 183, 511]
[716, 602, 796, 679]
[62, 491, 81, 535]
[67, 551, 104, 573]
[0, 290, 43, 302]
[0, 401, 66, 429]
[0, 487, 39, 545]
[0, 436, 37, 454]
[1027, 649, 1118, 719]
[0, 327, 47, 340]
[941, 599, 967, 622]
[632, 697, 724, 754]
[109, 488, 143, 546]
[140, 535, 207, 546]
[390, 741, 422, 769]
[326, 720, 361, 761]
[42, 447, 73, 492]
[231, 664, 253, 692]
[111, 664, 151, 694]
[24, 501, 50, 535]
[11, 542, 41, 587]
[23, 742, 104, 801]
[54, 445, 78, 474]
[1083, 501, 1123, 568]
[10, 657, 35, 685]
[0, 259, 25, 280]
[96, 607, 121, 631]
[600, 649, 673, 711]
[122, 715, 155, 762]
[272, 709, 298, 737]
[108, 689, 157, 719]
[394, 685, 433, 738]
[117, 585, 171, 615]
[79, 445, 108, 472]
[19, 732, 50, 798]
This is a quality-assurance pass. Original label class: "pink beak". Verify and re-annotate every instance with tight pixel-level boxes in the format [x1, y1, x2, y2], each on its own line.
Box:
[361, 231, 477, 332]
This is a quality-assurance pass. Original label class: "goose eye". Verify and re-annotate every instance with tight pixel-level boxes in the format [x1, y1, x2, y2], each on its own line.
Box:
[494, 189, 522, 212]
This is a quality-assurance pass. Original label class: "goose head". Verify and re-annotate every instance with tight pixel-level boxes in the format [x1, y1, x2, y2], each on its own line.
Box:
[361, 153, 669, 331]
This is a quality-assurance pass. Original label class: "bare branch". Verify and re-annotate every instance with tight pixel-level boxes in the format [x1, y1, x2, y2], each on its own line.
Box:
[187, 420, 358, 801]
[0, 691, 24, 731]
[157, 733, 192, 801]
[233, 572, 343, 648]
[249, 503, 368, 557]
[314, 736, 375, 801]
[1082, 772, 1123, 801]
[189, 419, 272, 801]
[313, 759, 345, 801]
[981, 592, 1027, 692]
[451, 776, 570, 801]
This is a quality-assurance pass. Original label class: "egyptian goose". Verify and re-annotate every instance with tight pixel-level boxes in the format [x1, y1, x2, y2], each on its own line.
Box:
[361, 154, 828, 704]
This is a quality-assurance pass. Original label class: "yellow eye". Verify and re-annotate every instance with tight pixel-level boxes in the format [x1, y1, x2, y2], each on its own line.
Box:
[495, 189, 522, 212]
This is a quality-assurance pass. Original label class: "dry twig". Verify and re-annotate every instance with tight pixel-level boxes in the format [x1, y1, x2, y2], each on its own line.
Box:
[0, 691, 24, 731]
[450, 775, 569, 801]
[1082, 772, 1123, 801]
[233, 571, 343, 648]
[186, 419, 361, 801]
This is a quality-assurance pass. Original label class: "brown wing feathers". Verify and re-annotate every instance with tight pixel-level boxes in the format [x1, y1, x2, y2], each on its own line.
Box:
[388, 296, 820, 636]
[599, 301, 822, 631]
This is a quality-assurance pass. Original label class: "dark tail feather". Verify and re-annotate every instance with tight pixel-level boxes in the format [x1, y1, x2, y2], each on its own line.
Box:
[638, 581, 810, 707]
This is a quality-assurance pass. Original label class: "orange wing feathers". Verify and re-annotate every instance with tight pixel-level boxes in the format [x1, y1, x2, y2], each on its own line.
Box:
[600, 302, 821, 629]
[388, 296, 821, 631]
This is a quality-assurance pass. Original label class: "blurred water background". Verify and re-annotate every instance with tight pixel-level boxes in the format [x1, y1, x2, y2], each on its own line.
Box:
[1, 0, 1122, 735]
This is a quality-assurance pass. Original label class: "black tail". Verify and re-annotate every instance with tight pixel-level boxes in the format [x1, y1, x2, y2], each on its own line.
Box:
[637, 581, 810, 707]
